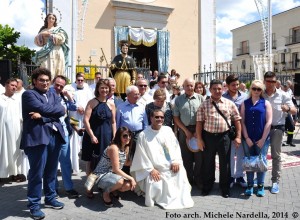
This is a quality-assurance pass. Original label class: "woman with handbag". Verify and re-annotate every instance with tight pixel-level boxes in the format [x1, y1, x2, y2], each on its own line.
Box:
[92, 127, 136, 207]
[240, 80, 272, 197]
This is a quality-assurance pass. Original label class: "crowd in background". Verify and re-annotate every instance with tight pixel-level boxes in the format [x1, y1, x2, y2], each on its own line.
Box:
[0, 67, 299, 219]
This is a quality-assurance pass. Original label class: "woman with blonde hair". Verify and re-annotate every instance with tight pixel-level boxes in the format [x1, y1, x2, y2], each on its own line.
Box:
[240, 80, 272, 197]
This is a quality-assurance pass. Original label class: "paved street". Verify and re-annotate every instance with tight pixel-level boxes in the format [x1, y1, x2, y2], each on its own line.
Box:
[1, 125, 300, 220]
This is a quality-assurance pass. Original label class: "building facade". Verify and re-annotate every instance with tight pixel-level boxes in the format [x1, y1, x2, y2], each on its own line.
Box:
[73, 0, 216, 82]
[231, 6, 300, 78]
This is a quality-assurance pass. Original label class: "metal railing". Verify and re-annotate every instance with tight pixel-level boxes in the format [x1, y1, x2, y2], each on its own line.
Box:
[236, 47, 250, 56]
[18, 62, 150, 87]
[260, 40, 277, 51]
[193, 64, 294, 85]
[283, 61, 300, 70]
[285, 33, 300, 45]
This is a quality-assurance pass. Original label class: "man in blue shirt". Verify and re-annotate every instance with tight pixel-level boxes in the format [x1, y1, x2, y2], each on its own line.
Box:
[50, 75, 79, 199]
[222, 75, 248, 189]
[116, 85, 148, 173]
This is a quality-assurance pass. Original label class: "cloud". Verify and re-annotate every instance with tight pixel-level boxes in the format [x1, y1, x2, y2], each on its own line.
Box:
[0, 0, 45, 49]
[216, 36, 232, 62]
[216, 0, 300, 62]
[1, 0, 299, 63]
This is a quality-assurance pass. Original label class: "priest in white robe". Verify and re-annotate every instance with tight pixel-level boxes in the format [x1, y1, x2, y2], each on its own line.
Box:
[131, 109, 194, 210]
[67, 73, 93, 173]
[0, 79, 24, 178]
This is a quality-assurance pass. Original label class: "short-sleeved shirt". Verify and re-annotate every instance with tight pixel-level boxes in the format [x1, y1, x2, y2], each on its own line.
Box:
[262, 88, 294, 126]
[116, 100, 148, 131]
[222, 91, 248, 110]
[197, 97, 241, 133]
[173, 93, 204, 126]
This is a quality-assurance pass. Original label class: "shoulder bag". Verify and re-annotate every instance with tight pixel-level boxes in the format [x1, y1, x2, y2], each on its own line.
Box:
[212, 101, 237, 140]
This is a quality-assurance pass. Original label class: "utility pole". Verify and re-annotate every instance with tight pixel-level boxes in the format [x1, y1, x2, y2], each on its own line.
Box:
[268, 0, 272, 71]
[254, 0, 272, 80]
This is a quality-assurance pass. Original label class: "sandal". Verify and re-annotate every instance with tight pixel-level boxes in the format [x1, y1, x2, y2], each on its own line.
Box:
[103, 199, 113, 207]
[110, 191, 121, 200]
[86, 190, 94, 199]
[103, 193, 113, 207]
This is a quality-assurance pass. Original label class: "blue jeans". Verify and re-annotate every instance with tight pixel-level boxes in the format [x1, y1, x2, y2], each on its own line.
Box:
[243, 138, 270, 186]
[56, 136, 73, 191]
[24, 133, 61, 211]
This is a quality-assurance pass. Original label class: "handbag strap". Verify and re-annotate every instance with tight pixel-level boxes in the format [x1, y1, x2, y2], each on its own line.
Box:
[242, 141, 263, 159]
[241, 140, 251, 158]
[212, 101, 231, 129]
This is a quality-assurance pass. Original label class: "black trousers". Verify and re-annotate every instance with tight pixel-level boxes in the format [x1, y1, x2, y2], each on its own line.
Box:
[202, 130, 231, 193]
[178, 126, 203, 187]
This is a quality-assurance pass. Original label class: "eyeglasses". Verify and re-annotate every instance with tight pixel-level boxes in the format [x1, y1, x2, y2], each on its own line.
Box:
[252, 87, 262, 92]
[154, 116, 164, 119]
[138, 85, 147, 88]
[265, 80, 276, 83]
[38, 79, 50, 83]
[77, 79, 84, 82]
[122, 134, 131, 139]
[161, 81, 168, 84]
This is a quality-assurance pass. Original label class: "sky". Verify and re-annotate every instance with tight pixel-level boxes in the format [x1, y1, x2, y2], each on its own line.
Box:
[216, 0, 300, 62]
[0, 0, 300, 62]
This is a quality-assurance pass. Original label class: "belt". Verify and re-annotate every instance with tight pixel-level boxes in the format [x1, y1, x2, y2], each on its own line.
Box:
[203, 130, 229, 136]
[186, 125, 196, 129]
[183, 125, 196, 132]
[271, 125, 285, 130]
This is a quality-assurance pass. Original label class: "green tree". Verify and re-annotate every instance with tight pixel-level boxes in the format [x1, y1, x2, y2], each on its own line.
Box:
[0, 24, 35, 77]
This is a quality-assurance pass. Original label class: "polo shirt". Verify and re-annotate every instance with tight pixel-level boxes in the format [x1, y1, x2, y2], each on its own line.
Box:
[263, 88, 293, 126]
[173, 93, 204, 126]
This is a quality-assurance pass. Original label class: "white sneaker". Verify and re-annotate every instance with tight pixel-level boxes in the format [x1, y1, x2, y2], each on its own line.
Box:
[271, 182, 279, 194]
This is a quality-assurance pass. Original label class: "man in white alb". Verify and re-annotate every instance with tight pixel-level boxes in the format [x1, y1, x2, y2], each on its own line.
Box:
[131, 109, 194, 209]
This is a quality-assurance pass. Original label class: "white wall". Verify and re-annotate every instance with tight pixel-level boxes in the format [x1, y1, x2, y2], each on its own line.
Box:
[199, 0, 216, 71]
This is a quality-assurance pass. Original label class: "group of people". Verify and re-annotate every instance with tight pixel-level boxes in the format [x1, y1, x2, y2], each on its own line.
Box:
[0, 66, 298, 220]
[0, 12, 298, 220]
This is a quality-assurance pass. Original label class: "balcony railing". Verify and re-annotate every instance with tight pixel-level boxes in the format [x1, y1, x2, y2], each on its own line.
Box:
[285, 34, 300, 45]
[260, 40, 277, 51]
[282, 61, 300, 70]
[236, 47, 249, 56]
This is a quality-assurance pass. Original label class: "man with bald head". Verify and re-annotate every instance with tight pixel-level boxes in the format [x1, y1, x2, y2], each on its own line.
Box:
[173, 78, 205, 189]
